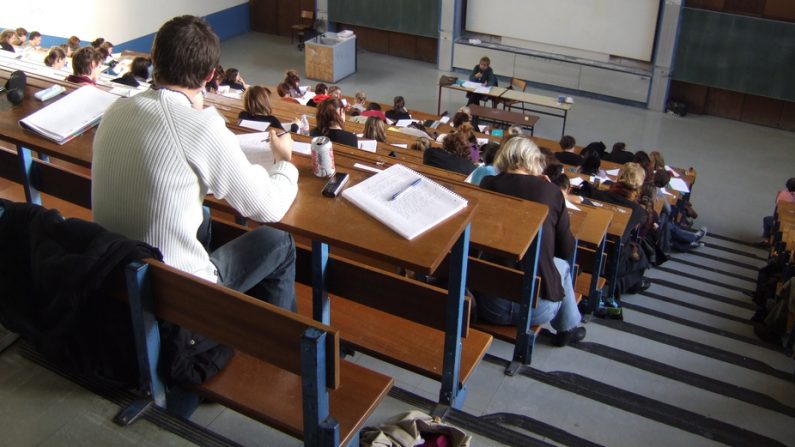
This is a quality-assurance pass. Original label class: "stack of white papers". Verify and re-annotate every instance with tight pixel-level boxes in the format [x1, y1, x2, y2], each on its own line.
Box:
[357, 140, 377, 152]
[239, 120, 270, 132]
[19, 85, 118, 144]
[668, 178, 690, 193]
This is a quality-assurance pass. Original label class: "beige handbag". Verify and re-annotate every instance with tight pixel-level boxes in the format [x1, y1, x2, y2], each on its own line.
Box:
[360, 410, 471, 447]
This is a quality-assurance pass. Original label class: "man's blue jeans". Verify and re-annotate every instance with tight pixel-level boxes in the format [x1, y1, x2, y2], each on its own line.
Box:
[199, 210, 296, 311]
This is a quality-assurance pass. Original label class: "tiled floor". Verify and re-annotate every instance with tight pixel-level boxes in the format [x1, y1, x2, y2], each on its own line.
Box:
[1, 31, 794, 446]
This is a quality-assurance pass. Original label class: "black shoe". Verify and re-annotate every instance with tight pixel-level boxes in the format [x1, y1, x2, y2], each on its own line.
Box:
[553, 326, 586, 347]
[639, 278, 651, 292]
[753, 325, 781, 345]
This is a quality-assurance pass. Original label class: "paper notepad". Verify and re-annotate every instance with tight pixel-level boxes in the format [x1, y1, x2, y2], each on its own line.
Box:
[668, 178, 690, 193]
[239, 119, 270, 131]
[357, 140, 377, 152]
[19, 85, 118, 144]
[342, 164, 468, 240]
[236, 132, 274, 170]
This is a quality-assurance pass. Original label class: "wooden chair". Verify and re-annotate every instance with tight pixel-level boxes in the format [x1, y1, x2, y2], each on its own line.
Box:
[292, 10, 315, 47]
[501, 78, 528, 113]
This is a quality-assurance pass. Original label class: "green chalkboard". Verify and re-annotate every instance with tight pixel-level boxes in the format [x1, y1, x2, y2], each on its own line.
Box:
[328, 0, 440, 38]
[673, 8, 795, 102]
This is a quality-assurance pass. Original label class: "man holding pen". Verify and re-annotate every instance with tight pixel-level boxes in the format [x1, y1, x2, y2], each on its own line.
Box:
[92, 15, 299, 311]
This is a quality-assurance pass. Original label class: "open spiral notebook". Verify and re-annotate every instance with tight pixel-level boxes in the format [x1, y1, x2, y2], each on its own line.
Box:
[342, 164, 468, 240]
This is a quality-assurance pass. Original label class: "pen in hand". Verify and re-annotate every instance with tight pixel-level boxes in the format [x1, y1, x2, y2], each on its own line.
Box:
[261, 131, 289, 142]
[389, 178, 422, 201]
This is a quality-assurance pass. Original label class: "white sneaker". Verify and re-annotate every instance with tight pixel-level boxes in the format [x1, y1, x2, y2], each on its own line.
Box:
[697, 226, 707, 239]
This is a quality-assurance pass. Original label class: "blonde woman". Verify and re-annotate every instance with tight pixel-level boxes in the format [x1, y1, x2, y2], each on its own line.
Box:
[477, 137, 585, 346]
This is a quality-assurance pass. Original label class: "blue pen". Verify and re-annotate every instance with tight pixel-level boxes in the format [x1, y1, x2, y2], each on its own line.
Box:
[389, 178, 422, 201]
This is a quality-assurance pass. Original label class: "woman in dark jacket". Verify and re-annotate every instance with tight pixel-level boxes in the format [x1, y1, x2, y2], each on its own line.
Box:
[477, 136, 586, 346]
[423, 130, 476, 176]
[310, 98, 358, 147]
[238, 86, 299, 133]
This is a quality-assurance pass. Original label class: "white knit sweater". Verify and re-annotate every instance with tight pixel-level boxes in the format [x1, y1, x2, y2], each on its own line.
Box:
[92, 88, 298, 282]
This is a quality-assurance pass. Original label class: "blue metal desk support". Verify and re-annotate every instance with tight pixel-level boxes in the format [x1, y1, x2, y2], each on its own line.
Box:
[115, 262, 170, 426]
[312, 240, 331, 325]
[586, 236, 608, 314]
[435, 224, 471, 414]
[301, 327, 341, 446]
[506, 227, 543, 376]
[16, 146, 41, 205]
[309, 226, 474, 413]
[604, 236, 623, 303]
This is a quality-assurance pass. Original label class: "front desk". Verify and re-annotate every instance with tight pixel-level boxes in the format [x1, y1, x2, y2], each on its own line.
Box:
[305, 32, 357, 83]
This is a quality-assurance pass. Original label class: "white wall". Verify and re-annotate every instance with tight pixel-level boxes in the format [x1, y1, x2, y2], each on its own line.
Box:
[466, 0, 660, 62]
[4, 0, 246, 43]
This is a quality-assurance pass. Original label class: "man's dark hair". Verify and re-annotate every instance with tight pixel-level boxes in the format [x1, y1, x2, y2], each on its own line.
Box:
[71, 46, 102, 76]
[29, 31, 42, 40]
[559, 135, 576, 150]
[152, 15, 220, 89]
[613, 142, 626, 152]
[786, 177, 795, 192]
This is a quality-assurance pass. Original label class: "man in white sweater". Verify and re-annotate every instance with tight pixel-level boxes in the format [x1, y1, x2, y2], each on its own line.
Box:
[92, 15, 299, 310]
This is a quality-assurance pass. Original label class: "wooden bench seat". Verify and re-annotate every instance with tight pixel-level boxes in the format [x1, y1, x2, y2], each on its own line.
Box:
[575, 272, 607, 298]
[198, 351, 391, 446]
[294, 283, 492, 385]
[120, 259, 393, 446]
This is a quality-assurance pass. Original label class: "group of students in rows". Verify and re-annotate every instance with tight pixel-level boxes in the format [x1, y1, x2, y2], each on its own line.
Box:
[0, 27, 42, 52]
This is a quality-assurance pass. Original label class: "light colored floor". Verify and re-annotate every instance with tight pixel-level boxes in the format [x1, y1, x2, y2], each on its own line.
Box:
[1, 31, 794, 446]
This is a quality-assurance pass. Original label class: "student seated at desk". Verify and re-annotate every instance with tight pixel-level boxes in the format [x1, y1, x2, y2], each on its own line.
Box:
[112, 56, 151, 87]
[423, 129, 476, 176]
[578, 150, 606, 178]
[239, 86, 300, 133]
[475, 137, 586, 346]
[554, 135, 582, 166]
[44, 47, 67, 70]
[92, 15, 299, 312]
[66, 36, 81, 56]
[605, 142, 634, 164]
[385, 96, 412, 122]
[362, 116, 386, 143]
[409, 136, 432, 152]
[351, 90, 368, 113]
[220, 68, 248, 91]
[360, 102, 387, 122]
[310, 98, 358, 147]
[98, 41, 115, 64]
[22, 31, 41, 50]
[762, 177, 795, 245]
[66, 46, 103, 85]
[588, 163, 651, 297]
[467, 141, 501, 186]
[633, 151, 654, 185]
[306, 83, 329, 107]
[0, 30, 16, 53]
[11, 28, 28, 46]
[466, 56, 497, 106]
[283, 69, 302, 98]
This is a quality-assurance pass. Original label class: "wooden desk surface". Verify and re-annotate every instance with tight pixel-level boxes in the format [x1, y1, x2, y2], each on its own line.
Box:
[0, 73, 546, 268]
[443, 84, 508, 98]
[570, 205, 613, 246]
[0, 75, 476, 275]
[499, 89, 572, 111]
[469, 105, 539, 128]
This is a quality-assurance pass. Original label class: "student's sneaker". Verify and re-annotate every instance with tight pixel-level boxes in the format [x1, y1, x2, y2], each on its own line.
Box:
[689, 241, 705, 249]
[553, 326, 586, 347]
[696, 226, 708, 240]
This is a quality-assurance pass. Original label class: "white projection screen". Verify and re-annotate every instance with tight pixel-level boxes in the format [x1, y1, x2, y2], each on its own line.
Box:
[465, 0, 660, 61]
